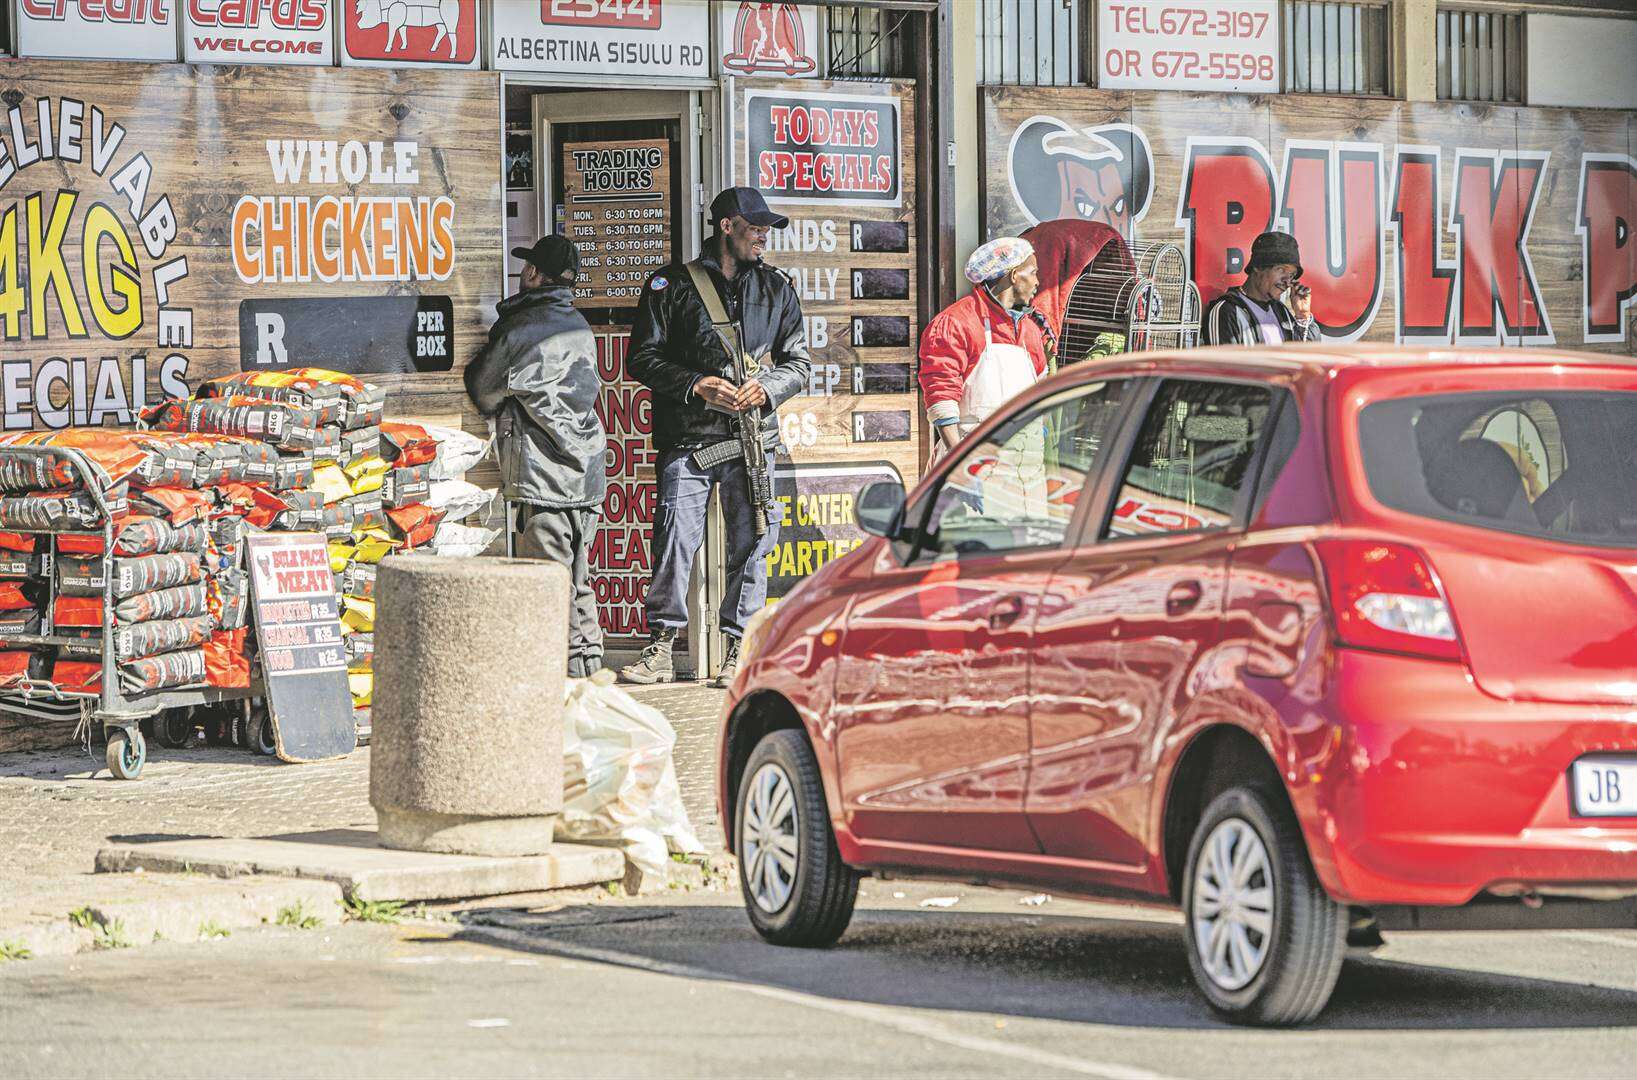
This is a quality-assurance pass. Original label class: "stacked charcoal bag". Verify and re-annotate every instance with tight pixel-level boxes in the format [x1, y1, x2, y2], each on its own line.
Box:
[0, 428, 264, 696]
[332, 421, 493, 736]
[184, 368, 383, 741]
[195, 369, 388, 545]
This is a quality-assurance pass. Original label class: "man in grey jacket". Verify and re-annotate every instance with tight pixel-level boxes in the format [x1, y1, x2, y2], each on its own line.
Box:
[464, 234, 608, 677]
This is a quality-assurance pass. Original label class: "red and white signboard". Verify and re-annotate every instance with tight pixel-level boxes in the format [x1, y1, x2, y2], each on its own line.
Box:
[16, 0, 179, 61]
[490, 0, 710, 78]
[1098, 0, 1279, 94]
[342, 0, 481, 68]
[185, 0, 335, 66]
[719, 2, 819, 78]
[589, 327, 657, 641]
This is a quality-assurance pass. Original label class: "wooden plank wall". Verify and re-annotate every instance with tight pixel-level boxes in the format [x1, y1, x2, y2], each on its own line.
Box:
[0, 60, 504, 432]
[983, 87, 1636, 354]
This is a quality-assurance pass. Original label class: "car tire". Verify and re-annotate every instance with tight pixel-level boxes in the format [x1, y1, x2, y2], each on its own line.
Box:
[1182, 785, 1347, 1026]
[736, 729, 858, 947]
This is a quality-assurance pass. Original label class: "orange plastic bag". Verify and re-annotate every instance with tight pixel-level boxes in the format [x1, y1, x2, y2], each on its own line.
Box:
[53, 595, 103, 628]
[52, 660, 102, 693]
[386, 503, 445, 549]
[203, 627, 251, 689]
[380, 422, 437, 468]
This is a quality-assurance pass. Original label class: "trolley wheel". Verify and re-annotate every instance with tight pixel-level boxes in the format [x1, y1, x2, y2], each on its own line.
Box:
[156, 709, 195, 750]
[247, 707, 277, 757]
[106, 727, 146, 781]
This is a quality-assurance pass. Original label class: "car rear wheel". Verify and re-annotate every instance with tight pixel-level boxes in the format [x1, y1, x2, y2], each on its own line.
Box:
[737, 730, 858, 947]
[1182, 786, 1347, 1026]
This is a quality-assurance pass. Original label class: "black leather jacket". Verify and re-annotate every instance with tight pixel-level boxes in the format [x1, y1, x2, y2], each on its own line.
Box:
[627, 248, 810, 452]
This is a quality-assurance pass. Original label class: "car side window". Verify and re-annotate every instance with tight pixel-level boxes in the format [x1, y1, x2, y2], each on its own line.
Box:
[1104, 379, 1275, 539]
[919, 381, 1131, 559]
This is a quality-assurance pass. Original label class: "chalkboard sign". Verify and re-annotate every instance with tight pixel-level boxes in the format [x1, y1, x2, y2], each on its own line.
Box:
[246, 531, 356, 762]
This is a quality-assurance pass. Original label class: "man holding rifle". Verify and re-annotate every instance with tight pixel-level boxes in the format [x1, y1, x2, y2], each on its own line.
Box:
[621, 187, 810, 687]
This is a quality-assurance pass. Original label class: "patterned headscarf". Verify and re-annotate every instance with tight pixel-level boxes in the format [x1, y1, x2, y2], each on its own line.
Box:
[964, 237, 1034, 285]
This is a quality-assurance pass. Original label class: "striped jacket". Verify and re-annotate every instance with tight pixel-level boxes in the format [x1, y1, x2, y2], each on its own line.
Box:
[1200, 287, 1321, 346]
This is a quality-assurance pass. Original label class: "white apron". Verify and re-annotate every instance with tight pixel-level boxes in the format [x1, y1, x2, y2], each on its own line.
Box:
[930, 310, 1039, 464]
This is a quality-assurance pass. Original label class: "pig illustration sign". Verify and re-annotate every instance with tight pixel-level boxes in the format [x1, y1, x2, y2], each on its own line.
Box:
[987, 90, 1637, 352]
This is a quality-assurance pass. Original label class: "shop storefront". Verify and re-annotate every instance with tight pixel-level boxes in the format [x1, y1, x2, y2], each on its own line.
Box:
[0, 0, 953, 712]
[966, 2, 1637, 358]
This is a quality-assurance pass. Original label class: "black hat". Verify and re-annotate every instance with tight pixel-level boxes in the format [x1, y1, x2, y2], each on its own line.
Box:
[1247, 231, 1303, 280]
[709, 186, 789, 230]
[511, 234, 579, 282]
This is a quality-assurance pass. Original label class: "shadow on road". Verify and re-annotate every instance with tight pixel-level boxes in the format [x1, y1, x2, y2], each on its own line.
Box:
[445, 902, 1637, 1033]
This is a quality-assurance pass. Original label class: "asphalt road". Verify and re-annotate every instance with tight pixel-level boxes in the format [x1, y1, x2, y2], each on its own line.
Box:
[4, 880, 1634, 1079]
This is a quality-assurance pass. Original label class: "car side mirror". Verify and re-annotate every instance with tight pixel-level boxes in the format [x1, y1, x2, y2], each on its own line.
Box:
[856, 480, 907, 539]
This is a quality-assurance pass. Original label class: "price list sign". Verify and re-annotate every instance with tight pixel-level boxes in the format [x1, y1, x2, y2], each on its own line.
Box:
[246, 531, 355, 761]
[562, 139, 672, 307]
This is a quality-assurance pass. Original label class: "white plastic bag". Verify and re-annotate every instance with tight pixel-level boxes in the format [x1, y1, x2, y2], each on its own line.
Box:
[425, 423, 490, 482]
[427, 478, 495, 523]
[428, 521, 500, 557]
[560, 671, 705, 879]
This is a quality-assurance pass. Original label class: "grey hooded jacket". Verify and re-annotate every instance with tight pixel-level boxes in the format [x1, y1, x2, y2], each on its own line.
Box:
[464, 285, 607, 509]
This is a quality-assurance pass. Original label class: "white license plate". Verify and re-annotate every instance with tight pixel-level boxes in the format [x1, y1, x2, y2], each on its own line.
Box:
[1571, 757, 1637, 817]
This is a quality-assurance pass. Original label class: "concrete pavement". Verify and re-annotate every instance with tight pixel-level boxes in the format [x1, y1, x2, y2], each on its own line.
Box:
[3, 882, 1634, 1078]
[0, 682, 730, 957]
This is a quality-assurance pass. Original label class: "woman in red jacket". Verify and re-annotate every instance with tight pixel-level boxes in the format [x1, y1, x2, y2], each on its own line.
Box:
[918, 237, 1053, 460]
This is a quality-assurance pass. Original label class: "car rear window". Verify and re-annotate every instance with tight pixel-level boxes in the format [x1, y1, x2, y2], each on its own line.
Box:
[1357, 391, 1637, 547]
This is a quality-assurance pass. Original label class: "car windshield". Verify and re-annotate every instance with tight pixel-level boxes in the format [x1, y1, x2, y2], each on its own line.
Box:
[1357, 390, 1637, 547]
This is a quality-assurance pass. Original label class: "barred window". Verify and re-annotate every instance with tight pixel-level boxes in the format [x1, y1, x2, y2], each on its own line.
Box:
[977, 0, 1083, 87]
[1437, 7, 1525, 103]
[827, 4, 917, 80]
[1282, 1, 1392, 95]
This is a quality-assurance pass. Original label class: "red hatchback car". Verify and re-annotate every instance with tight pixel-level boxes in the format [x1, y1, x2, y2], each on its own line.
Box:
[716, 346, 1637, 1025]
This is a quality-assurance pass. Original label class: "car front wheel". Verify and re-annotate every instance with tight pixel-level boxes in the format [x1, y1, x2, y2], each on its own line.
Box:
[736, 730, 858, 947]
[1182, 786, 1347, 1026]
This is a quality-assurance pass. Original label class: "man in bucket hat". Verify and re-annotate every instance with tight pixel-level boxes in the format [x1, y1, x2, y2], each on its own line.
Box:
[918, 236, 1053, 459]
[1200, 231, 1320, 346]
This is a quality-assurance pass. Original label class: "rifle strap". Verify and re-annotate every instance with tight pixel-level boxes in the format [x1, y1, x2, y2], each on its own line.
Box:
[684, 259, 742, 372]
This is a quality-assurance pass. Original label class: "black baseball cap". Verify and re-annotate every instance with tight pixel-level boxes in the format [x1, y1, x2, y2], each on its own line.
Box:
[709, 186, 789, 230]
[511, 234, 579, 281]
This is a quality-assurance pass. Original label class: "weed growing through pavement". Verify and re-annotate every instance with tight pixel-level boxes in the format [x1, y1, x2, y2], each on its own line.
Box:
[93, 920, 132, 950]
[276, 903, 323, 930]
[198, 920, 231, 940]
[344, 896, 404, 924]
[68, 907, 95, 931]
[0, 940, 32, 962]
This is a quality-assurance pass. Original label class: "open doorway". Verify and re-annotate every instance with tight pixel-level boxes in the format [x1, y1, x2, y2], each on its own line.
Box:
[504, 88, 718, 678]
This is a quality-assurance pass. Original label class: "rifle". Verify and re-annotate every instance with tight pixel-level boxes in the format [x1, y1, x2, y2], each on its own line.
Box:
[683, 260, 773, 538]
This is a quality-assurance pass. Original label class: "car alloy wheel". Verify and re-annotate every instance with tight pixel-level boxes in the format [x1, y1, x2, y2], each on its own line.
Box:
[741, 762, 799, 914]
[735, 729, 859, 947]
[1181, 786, 1347, 1025]
[1190, 817, 1274, 991]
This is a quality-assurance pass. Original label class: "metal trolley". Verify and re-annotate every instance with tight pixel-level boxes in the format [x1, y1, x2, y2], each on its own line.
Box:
[0, 446, 263, 780]
[1058, 240, 1203, 362]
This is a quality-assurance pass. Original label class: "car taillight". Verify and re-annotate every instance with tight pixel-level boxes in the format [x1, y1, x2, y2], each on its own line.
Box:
[1314, 540, 1463, 662]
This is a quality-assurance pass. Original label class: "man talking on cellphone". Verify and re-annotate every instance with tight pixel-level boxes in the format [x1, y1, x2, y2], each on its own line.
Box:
[1200, 231, 1320, 345]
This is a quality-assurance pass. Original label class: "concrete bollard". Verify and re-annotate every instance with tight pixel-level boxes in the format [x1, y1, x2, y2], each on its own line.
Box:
[370, 555, 568, 857]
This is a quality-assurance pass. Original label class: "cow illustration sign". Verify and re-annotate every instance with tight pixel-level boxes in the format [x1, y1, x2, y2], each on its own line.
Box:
[987, 90, 1637, 352]
[343, 0, 480, 67]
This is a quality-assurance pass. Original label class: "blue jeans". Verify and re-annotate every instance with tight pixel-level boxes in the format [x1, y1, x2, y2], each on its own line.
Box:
[646, 447, 780, 639]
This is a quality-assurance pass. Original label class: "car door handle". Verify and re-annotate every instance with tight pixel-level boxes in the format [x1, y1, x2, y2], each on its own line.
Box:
[1166, 580, 1204, 617]
[988, 595, 1026, 630]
